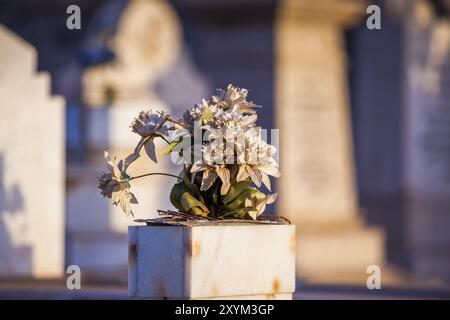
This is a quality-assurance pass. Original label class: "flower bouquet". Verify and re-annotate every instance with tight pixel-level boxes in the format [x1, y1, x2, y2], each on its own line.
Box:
[98, 84, 295, 300]
[98, 84, 280, 221]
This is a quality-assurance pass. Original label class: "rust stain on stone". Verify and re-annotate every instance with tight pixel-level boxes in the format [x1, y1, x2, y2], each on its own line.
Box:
[128, 244, 137, 266]
[290, 233, 296, 254]
[266, 293, 276, 299]
[211, 283, 220, 296]
[272, 278, 280, 293]
[191, 240, 201, 258]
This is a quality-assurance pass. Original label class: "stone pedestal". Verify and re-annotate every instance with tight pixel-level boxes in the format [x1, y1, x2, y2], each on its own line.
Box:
[0, 24, 65, 278]
[129, 223, 295, 299]
[276, 0, 385, 282]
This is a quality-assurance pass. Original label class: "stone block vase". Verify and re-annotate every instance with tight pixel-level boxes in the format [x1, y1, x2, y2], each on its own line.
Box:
[128, 222, 296, 299]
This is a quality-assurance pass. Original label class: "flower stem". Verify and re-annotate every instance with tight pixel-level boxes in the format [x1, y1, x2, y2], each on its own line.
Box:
[157, 110, 188, 129]
[160, 136, 171, 145]
[129, 172, 182, 181]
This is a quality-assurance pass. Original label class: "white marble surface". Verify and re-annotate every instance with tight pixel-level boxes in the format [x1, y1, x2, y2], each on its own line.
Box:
[129, 224, 296, 299]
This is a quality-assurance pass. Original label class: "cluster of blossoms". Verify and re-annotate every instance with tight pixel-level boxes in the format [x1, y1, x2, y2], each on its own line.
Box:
[98, 84, 280, 220]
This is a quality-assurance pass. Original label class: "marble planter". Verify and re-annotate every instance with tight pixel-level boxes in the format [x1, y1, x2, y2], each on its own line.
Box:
[128, 222, 296, 299]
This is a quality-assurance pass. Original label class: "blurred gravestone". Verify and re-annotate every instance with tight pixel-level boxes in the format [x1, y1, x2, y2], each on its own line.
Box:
[0, 24, 65, 277]
[276, 0, 385, 282]
[405, 0, 450, 282]
[66, 0, 182, 280]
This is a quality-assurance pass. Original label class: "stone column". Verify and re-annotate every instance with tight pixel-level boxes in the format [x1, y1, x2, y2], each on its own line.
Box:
[276, 0, 385, 282]
[0, 24, 65, 278]
[66, 0, 182, 280]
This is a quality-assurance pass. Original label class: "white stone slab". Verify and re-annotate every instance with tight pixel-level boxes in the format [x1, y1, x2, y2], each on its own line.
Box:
[129, 224, 295, 299]
[0, 24, 65, 277]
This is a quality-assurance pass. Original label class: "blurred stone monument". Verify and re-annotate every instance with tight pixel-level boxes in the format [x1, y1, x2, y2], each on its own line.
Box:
[276, 0, 385, 282]
[66, 0, 182, 280]
[405, 0, 450, 282]
[0, 24, 65, 278]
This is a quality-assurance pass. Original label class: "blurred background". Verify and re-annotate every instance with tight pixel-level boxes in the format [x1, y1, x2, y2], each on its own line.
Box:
[1, 0, 450, 299]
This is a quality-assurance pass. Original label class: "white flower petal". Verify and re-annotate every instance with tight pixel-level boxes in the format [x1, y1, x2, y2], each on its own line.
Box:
[241, 114, 257, 127]
[261, 174, 271, 191]
[246, 166, 262, 187]
[247, 209, 258, 221]
[191, 162, 206, 173]
[104, 151, 115, 171]
[265, 193, 278, 205]
[144, 138, 157, 163]
[217, 166, 231, 195]
[256, 203, 267, 216]
[200, 170, 217, 191]
[258, 164, 280, 178]
[236, 165, 249, 182]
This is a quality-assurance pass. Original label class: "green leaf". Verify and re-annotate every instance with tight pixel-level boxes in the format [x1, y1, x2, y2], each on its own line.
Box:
[253, 190, 267, 201]
[181, 192, 209, 213]
[190, 207, 209, 218]
[224, 188, 257, 211]
[222, 180, 251, 205]
[230, 208, 246, 219]
[211, 181, 221, 206]
[160, 140, 181, 156]
[170, 182, 189, 210]
[226, 207, 252, 219]
[183, 170, 200, 196]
